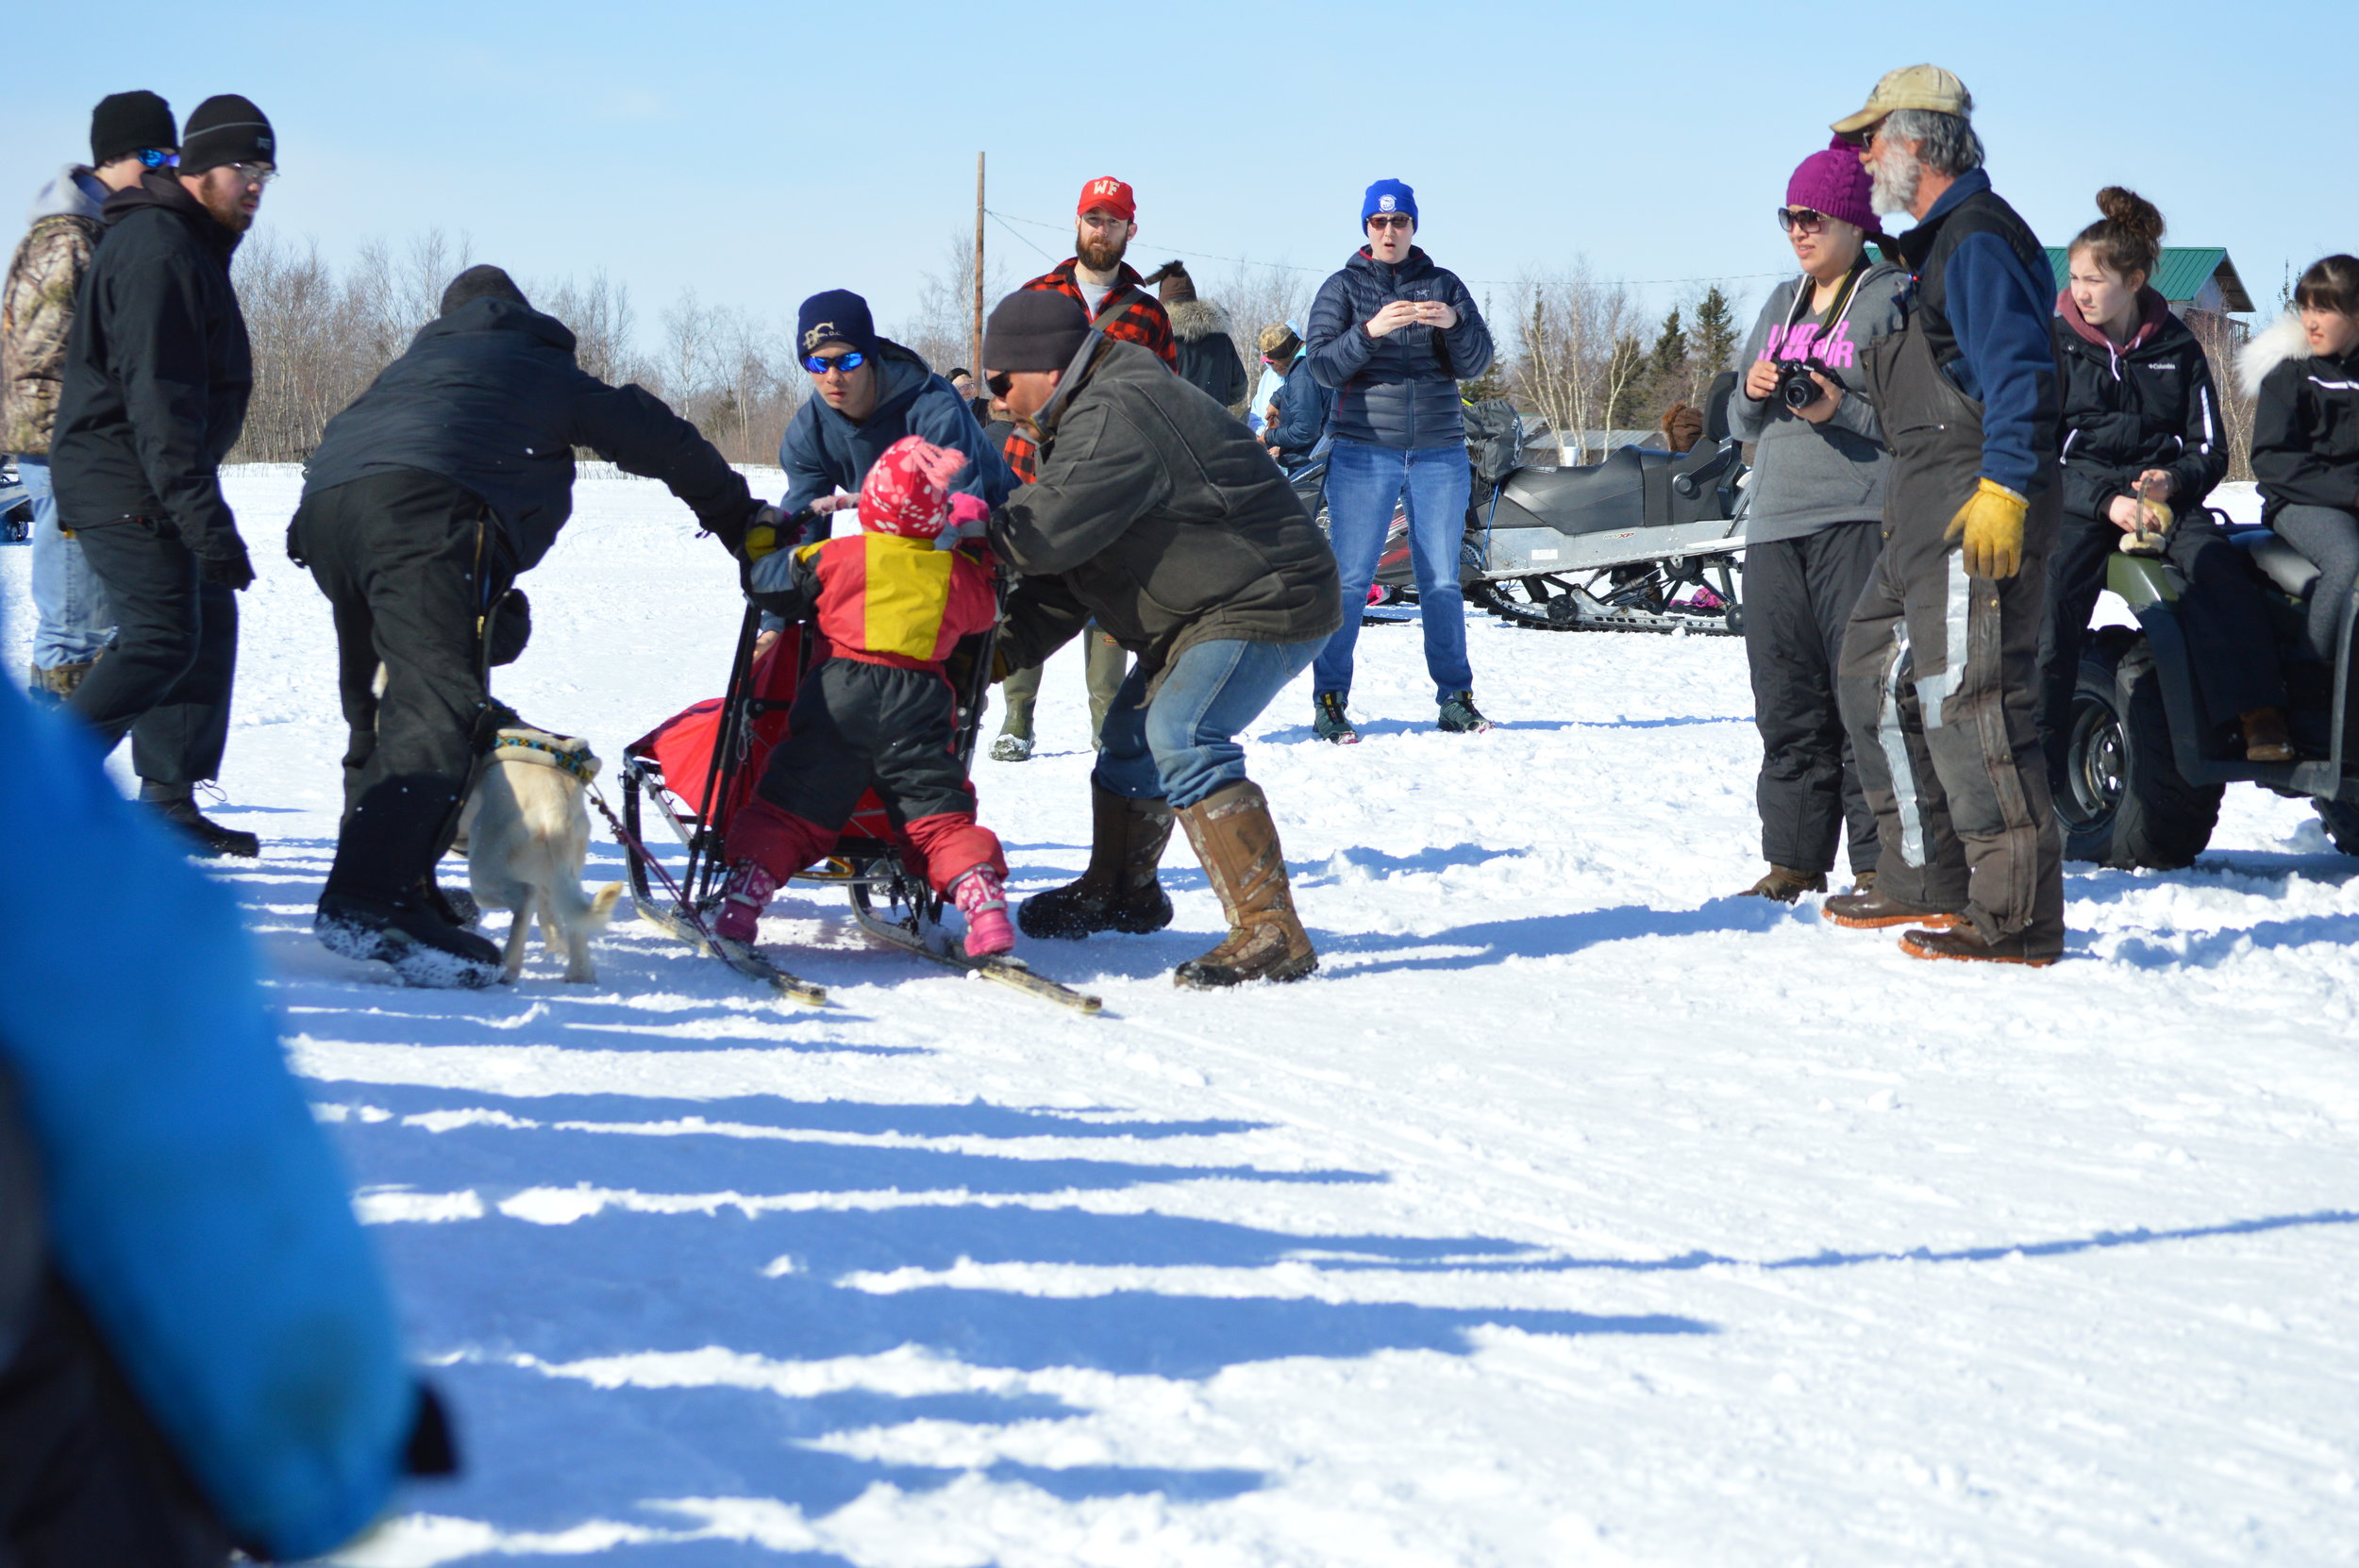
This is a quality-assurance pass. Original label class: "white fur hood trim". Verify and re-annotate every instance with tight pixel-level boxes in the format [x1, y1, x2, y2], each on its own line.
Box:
[2239, 312, 2311, 399]
[1165, 297, 1231, 343]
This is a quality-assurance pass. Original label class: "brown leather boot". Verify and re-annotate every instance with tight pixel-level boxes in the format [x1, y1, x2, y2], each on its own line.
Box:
[1173, 780, 1317, 988]
[1899, 925, 2062, 967]
[1739, 864, 1827, 903]
[1822, 885, 1962, 929]
[2241, 707, 2295, 763]
[1017, 781, 1175, 939]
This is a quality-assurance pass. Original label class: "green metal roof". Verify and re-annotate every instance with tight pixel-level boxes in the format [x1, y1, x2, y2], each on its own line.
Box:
[2043, 246, 2254, 312]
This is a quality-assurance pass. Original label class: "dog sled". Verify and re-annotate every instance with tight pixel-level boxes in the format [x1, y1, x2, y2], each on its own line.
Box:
[613, 606, 1100, 1013]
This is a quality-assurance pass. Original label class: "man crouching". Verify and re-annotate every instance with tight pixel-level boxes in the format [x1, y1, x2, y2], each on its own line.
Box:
[981, 291, 1341, 987]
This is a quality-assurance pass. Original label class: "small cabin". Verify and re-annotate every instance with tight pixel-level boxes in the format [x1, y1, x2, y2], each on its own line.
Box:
[2043, 246, 2255, 316]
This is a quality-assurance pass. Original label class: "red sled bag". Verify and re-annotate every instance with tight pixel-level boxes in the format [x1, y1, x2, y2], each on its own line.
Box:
[627, 626, 897, 846]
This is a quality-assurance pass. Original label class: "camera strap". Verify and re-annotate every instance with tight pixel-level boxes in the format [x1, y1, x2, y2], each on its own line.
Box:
[1781, 258, 1870, 362]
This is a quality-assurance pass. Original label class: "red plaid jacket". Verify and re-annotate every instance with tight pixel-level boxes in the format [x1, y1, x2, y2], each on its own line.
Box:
[1001, 259, 1176, 483]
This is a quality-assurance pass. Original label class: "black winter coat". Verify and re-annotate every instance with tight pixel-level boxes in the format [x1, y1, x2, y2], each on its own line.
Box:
[992, 339, 1341, 694]
[2051, 293, 2228, 525]
[2250, 342, 2359, 523]
[1304, 246, 1492, 450]
[300, 298, 755, 570]
[49, 173, 250, 561]
[1167, 300, 1247, 414]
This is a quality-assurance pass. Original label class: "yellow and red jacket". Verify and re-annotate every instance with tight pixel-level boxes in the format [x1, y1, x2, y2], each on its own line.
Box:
[747, 530, 998, 670]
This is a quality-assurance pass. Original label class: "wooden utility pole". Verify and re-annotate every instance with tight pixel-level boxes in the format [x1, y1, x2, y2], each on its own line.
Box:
[971, 152, 986, 379]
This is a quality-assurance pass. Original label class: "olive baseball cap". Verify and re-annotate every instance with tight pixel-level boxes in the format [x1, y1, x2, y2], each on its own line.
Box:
[1832, 64, 1970, 141]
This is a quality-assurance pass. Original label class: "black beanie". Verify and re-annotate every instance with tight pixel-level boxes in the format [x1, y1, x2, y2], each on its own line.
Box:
[440, 265, 530, 317]
[795, 289, 878, 360]
[90, 91, 176, 167]
[178, 94, 276, 175]
[982, 290, 1090, 373]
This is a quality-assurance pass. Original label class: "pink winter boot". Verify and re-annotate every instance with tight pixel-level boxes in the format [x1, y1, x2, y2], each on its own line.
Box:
[713, 859, 778, 944]
[950, 864, 1014, 958]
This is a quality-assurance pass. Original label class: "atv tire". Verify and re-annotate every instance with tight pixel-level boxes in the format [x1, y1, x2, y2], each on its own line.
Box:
[2059, 627, 2221, 869]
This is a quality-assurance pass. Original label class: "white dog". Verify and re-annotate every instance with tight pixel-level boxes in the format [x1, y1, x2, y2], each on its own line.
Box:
[454, 729, 622, 984]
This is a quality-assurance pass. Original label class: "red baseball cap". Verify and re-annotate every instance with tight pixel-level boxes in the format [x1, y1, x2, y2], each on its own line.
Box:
[1077, 175, 1135, 223]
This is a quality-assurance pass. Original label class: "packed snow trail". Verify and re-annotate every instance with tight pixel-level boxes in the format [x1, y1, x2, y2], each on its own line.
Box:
[7, 470, 2356, 1566]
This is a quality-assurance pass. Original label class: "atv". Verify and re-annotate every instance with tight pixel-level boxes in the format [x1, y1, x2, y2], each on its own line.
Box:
[1287, 375, 1750, 636]
[2058, 519, 2359, 867]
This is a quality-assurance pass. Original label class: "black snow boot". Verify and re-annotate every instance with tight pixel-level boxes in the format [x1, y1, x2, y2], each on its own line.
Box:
[1436, 691, 1493, 733]
[421, 876, 482, 928]
[316, 892, 506, 989]
[1313, 692, 1359, 744]
[1019, 781, 1176, 940]
[140, 781, 259, 859]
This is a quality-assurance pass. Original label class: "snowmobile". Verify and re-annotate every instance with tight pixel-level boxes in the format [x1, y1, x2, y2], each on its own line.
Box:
[613, 606, 1100, 1012]
[2058, 517, 2359, 868]
[0, 459, 30, 545]
[1288, 375, 1749, 635]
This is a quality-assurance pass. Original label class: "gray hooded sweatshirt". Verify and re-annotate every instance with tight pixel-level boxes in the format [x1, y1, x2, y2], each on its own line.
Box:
[1727, 260, 1907, 545]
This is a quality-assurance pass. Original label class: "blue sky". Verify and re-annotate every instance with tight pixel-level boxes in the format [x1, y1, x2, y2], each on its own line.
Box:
[7, 0, 2351, 355]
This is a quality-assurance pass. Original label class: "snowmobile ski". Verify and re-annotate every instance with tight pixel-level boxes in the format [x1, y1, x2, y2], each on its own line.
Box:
[635, 896, 828, 1007]
[849, 887, 1103, 1014]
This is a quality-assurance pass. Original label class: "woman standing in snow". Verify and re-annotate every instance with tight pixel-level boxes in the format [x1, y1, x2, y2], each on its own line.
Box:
[2246, 256, 2359, 671]
[2041, 189, 2288, 765]
[1726, 138, 1906, 904]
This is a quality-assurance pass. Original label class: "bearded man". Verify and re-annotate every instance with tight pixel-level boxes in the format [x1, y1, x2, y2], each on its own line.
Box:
[51, 94, 276, 858]
[1824, 66, 2067, 965]
[989, 176, 1176, 762]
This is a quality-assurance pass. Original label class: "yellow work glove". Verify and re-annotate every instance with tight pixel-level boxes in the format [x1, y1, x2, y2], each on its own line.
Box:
[742, 503, 782, 563]
[1944, 477, 2030, 579]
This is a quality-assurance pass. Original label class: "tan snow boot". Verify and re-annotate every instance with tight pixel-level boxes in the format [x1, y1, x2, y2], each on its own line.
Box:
[1173, 780, 1317, 988]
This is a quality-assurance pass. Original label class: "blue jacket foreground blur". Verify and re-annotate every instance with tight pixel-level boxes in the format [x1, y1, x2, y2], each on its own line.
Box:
[0, 678, 435, 1560]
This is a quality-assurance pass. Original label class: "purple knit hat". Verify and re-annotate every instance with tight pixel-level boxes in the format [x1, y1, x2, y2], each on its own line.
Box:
[1786, 135, 1879, 236]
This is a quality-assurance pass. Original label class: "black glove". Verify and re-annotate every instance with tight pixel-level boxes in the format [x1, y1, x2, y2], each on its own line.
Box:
[200, 539, 256, 591]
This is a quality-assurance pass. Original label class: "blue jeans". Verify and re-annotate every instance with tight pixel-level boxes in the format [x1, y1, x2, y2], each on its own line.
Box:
[1095, 636, 1322, 809]
[23, 459, 116, 668]
[1311, 437, 1474, 700]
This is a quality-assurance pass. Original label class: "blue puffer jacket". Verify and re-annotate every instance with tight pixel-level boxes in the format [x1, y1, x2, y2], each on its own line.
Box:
[1305, 247, 1494, 451]
[1266, 358, 1333, 466]
[0, 682, 425, 1560]
[778, 340, 1015, 515]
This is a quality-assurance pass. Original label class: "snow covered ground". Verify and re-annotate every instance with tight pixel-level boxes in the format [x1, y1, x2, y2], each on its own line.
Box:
[7, 471, 2358, 1566]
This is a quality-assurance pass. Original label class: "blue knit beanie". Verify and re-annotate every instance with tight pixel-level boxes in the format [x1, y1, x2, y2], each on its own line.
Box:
[1362, 179, 1418, 226]
[796, 290, 878, 360]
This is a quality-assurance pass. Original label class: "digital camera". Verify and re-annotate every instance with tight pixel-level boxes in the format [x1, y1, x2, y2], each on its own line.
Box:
[1775, 360, 1824, 412]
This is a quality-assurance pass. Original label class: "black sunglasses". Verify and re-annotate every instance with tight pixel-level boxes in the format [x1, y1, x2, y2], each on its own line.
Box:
[801, 349, 865, 375]
[1777, 207, 1832, 235]
[986, 371, 1013, 398]
[1366, 213, 1414, 231]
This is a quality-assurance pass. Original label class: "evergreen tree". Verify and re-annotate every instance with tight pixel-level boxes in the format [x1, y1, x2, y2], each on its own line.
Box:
[1688, 287, 1740, 387]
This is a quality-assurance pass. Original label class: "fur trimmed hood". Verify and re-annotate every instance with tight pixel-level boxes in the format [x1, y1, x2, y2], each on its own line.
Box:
[1164, 297, 1231, 344]
[2240, 312, 2313, 399]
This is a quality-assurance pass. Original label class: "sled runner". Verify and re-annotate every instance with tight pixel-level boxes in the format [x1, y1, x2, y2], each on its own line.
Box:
[616, 605, 1101, 1013]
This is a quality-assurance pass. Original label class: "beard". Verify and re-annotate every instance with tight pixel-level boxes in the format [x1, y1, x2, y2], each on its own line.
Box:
[1076, 229, 1128, 273]
[1867, 143, 1921, 217]
[192, 178, 254, 233]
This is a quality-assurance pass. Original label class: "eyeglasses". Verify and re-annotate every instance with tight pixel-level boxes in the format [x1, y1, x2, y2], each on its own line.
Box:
[1366, 214, 1414, 232]
[1777, 207, 1831, 235]
[225, 161, 276, 188]
[802, 350, 865, 375]
[986, 372, 1013, 398]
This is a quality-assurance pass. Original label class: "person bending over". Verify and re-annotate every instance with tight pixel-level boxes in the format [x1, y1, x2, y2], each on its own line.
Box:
[292, 266, 766, 987]
[2245, 255, 2359, 672]
[2041, 189, 2288, 768]
[983, 290, 1340, 988]
[715, 437, 1013, 959]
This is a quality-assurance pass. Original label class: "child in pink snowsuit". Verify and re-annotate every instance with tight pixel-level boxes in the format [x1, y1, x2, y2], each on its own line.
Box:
[715, 437, 1013, 957]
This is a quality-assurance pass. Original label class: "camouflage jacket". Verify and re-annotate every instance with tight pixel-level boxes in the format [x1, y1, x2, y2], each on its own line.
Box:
[3, 171, 108, 456]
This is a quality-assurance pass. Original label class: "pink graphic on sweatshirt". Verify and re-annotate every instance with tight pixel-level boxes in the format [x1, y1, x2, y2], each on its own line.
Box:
[1761, 319, 1860, 369]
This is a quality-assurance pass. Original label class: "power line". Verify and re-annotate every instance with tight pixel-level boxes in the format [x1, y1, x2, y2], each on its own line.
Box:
[984, 208, 1786, 292]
